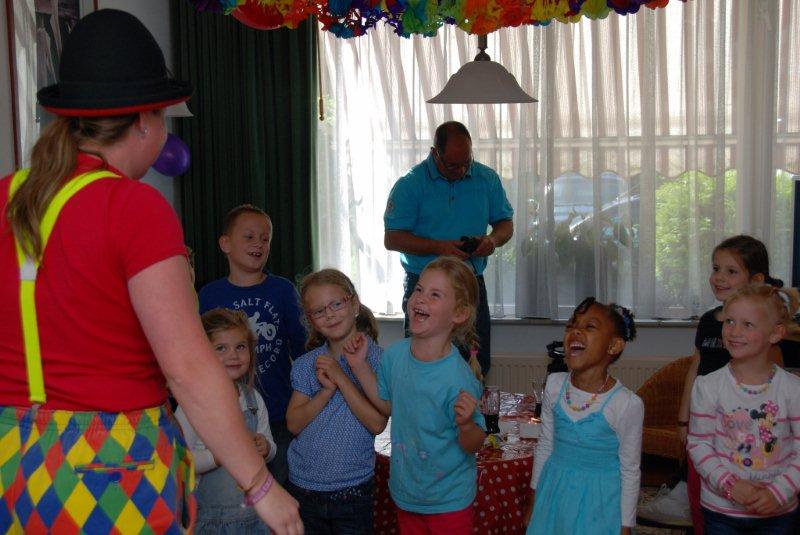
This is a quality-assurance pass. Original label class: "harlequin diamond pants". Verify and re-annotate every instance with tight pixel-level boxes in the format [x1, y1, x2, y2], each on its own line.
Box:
[0, 405, 195, 534]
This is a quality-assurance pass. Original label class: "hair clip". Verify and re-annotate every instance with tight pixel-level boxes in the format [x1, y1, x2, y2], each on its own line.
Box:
[611, 304, 634, 340]
[775, 289, 797, 316]
[623, 314, 634, 340]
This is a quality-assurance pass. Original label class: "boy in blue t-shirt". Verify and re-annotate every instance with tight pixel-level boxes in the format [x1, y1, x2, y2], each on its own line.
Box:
[199, 204, 307, 485]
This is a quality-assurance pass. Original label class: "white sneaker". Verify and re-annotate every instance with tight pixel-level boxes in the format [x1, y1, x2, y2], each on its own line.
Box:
[638, 481, 692, 527]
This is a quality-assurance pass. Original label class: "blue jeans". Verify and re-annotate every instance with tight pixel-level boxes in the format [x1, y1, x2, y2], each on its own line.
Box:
[703, 507, 798, 534]
[403, 271, 491, 376]
[286, 478, 374, 534]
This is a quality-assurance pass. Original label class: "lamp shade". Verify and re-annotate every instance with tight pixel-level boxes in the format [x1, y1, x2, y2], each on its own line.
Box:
[428, 60, 537, 104]
[428, 34, 536, 104]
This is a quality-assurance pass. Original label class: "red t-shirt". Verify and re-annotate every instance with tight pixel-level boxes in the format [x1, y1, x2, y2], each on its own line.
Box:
[0, 154, 186, 411]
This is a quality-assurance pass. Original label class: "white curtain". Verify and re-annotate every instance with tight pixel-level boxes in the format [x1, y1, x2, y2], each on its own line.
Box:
[316, 0, 800, 320]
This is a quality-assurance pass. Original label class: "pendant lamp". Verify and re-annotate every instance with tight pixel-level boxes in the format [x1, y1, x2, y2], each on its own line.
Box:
[428, 34, 536, 104]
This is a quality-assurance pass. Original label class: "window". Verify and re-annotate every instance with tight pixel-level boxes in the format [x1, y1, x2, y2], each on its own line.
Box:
[316, 0, 800, 319]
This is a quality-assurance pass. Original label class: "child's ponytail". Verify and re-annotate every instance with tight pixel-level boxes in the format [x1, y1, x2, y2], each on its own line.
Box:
[305, 329, 327, 351]
[422, 257, 483, 380]
[355, 303, 380, 342]
[609, 303, 638, 342]
[466, 340, 483, 382]
[764, 274, 785, 288]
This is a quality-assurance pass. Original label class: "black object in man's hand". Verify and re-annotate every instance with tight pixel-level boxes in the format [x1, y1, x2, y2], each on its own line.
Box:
[459, 235, 481, 255]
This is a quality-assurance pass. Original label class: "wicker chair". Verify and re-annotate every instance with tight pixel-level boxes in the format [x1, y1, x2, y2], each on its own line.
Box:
[636, 356, 693, 462]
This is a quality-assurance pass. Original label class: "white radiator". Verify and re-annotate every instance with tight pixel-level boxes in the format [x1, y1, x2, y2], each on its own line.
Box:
[485, 354, 679, 394]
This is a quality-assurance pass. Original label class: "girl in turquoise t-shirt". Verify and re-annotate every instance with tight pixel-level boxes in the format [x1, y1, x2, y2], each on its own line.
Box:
[348, 256, 486, 534]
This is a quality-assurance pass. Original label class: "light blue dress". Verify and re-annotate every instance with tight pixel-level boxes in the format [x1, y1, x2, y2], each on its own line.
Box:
[527, 377, 622, 535]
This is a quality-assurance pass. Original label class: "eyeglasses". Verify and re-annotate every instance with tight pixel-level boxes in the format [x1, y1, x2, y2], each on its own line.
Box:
[435, 149, 473, 174]
[307, 295, 352, 320]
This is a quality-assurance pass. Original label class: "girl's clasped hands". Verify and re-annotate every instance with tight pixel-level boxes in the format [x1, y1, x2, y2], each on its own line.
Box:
[729, 480, 781, 516]
[253, 432, 271, 458]
[314, 331, 369, 390]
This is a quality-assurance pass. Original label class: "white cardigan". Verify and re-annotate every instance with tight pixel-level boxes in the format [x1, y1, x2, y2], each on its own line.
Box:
[175, 385, 277, 474]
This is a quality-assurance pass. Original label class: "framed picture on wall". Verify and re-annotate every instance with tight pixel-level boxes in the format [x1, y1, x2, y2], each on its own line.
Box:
[6, 0, 96, 167]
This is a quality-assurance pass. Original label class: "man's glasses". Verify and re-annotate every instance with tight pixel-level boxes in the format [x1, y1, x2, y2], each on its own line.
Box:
[435, 149, 472, 174]
[307, 294, 352, 320]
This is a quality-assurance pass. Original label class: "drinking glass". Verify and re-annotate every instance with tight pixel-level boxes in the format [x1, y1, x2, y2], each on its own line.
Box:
[532, 380, 544, 419]
[506, 421, 521, 444]
[482, 386, 500, 434]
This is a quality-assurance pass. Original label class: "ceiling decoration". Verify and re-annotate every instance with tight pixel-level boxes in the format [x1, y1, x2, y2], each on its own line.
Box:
[188, 0, 687, 38]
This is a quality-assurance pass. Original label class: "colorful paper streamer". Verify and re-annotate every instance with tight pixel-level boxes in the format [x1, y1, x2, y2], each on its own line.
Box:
[187, 0, 688, 37]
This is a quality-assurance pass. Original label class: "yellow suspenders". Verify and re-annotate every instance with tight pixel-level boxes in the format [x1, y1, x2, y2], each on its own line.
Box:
[8, 168, 119, 404]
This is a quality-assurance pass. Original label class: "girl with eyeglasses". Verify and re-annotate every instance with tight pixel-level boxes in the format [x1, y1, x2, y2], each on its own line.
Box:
[284, 269, 387, 533]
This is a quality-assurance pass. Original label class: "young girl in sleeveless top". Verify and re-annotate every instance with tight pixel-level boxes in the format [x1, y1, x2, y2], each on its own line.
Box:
[176, 308, 276, 534]
[526, 297, 643, 534]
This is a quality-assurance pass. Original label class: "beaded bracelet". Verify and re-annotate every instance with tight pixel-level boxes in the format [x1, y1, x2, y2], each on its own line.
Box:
[243, 472, 274, 507]
[721, 474, 739, 501]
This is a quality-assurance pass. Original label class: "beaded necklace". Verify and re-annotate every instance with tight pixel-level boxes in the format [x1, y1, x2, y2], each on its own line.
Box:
[565, 373, 611, 412]
[729, 363, 777, 395]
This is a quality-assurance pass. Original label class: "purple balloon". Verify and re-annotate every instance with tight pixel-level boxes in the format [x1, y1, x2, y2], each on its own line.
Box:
[153, 133, 191, 176]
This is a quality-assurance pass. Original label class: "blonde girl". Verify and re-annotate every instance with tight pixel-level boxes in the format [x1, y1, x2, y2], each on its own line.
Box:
[285, 269, 386, 533]
[350, 256, 486, 534]
[176, 308, 276, 534]
[688, 284, 800, 533]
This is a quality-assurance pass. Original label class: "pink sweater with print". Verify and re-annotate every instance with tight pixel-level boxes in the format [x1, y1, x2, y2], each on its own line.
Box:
[688, 365, 800, 518]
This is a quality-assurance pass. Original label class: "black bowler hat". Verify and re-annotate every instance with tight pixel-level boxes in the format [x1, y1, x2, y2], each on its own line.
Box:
[37, 9, 192, 117]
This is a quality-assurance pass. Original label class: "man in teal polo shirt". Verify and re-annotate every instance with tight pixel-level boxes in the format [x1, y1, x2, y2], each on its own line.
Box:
[384, 121, 514, 376]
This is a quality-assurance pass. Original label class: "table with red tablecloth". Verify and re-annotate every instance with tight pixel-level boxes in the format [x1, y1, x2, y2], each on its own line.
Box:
[373, 393, 537, 534]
